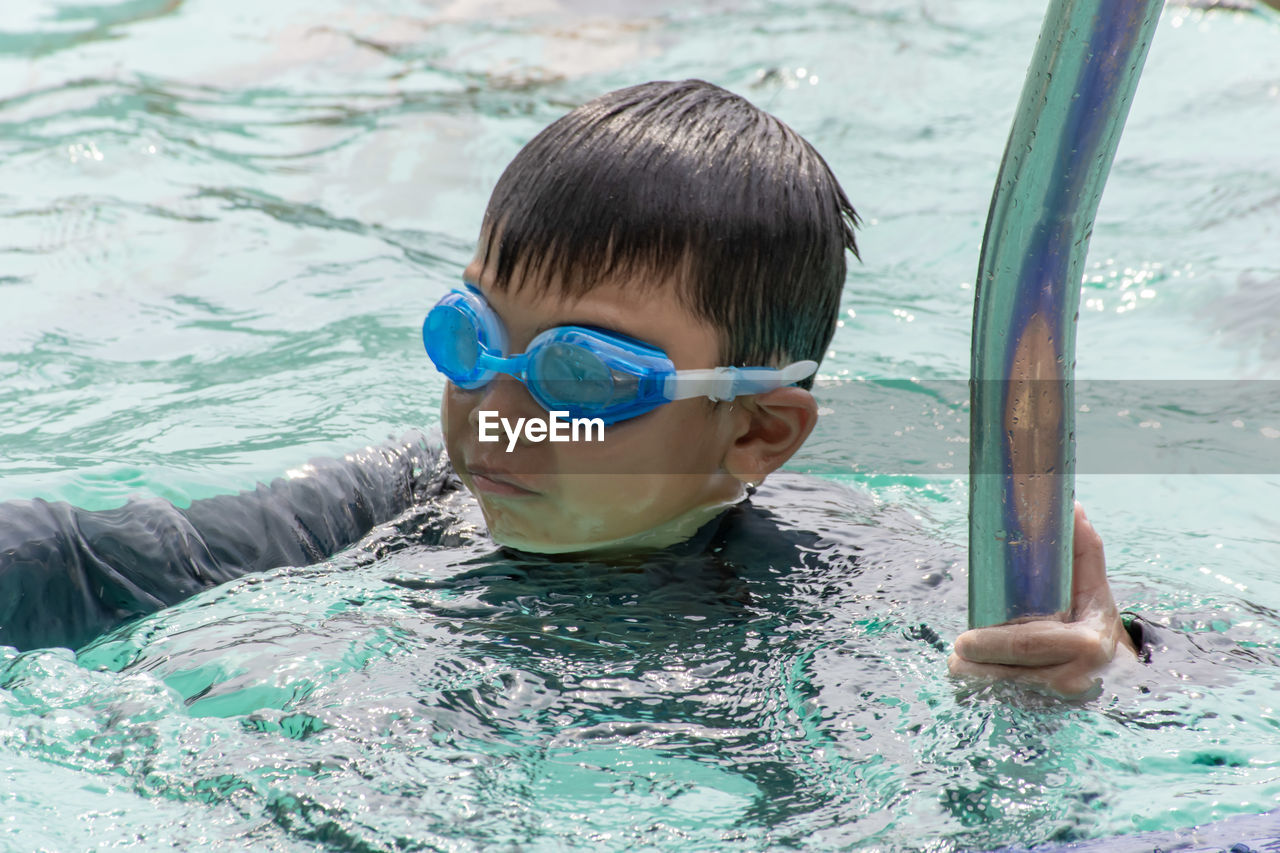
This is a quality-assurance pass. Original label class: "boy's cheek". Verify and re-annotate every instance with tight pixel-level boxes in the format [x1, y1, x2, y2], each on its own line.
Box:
[440, 384, 471, 441]
[440, 385, 476, 477]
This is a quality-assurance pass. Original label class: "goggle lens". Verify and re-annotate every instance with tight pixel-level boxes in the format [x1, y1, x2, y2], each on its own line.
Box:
[426, 303, 483, 385]
[531, 341, 614, 409]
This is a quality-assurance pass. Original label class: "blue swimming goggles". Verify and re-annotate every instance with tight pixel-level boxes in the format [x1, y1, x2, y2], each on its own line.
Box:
[422, 286, 818, 425]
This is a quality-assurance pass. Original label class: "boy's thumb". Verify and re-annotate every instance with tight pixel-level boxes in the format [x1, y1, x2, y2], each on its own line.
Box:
[1071, 501, 1108, 601]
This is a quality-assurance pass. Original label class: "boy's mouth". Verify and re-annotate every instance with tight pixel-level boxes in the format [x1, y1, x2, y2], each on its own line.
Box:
[466, 464, 541, 497]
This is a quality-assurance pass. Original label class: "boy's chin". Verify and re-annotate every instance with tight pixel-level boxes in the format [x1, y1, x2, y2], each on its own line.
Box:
[483, 492, 746, 557]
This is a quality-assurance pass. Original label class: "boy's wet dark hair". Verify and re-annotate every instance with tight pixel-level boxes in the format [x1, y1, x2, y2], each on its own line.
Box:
[476, 79, 860, 388]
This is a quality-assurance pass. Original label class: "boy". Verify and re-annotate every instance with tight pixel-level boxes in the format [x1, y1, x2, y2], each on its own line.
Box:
[0, 80, 1136, 696]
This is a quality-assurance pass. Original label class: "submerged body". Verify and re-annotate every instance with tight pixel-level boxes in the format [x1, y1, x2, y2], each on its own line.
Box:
[0, 434, 959, 653]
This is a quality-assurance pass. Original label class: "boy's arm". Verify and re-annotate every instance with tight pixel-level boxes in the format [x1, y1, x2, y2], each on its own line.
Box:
[948, 503, 1139, 698]
[180, 433, 448, 576]
[0, 432, 450, 652]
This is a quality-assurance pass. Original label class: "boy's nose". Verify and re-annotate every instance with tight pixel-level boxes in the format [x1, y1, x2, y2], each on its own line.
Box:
[466, 375, 544, 431]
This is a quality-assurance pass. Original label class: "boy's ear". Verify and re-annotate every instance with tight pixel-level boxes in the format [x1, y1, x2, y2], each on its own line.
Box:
[722, 387, 819, 486]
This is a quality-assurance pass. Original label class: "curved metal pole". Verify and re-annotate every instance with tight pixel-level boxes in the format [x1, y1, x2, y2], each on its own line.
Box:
[969, 0, 1163, 629]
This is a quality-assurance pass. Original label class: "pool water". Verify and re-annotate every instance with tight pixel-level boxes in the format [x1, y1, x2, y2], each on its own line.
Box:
[2, 0, 1280, 849]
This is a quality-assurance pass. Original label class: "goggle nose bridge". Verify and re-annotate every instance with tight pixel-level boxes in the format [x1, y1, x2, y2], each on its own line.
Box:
[474, 349, 529, 376]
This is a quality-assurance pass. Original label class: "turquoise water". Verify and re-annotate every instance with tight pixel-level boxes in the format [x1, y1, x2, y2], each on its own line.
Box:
[3, 0, 1280, 849]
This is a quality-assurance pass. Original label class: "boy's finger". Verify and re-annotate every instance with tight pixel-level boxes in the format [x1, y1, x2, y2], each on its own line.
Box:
[953, 621, 1095, 668]
[948, 655, 1102, 699]
[948, 655, 1035, 682]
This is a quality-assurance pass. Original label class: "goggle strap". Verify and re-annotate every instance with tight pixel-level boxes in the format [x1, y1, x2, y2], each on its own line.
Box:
[663, 360, 818, 402]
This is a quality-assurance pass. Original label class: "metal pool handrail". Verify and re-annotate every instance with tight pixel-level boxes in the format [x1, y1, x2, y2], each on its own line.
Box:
[968, 0, 1163, 629]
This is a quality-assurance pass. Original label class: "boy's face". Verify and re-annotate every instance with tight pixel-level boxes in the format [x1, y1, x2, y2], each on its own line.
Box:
[441, 260, 748, 554]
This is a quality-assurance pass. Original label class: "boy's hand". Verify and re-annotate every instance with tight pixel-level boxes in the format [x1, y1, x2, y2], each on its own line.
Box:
[948, 503, 1138, 698]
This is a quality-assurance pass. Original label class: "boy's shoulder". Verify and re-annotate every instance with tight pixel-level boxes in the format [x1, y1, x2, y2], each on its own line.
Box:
[714, 471, 962, 599]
